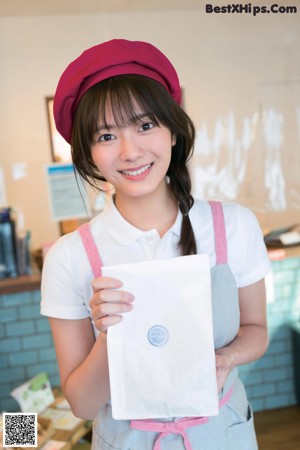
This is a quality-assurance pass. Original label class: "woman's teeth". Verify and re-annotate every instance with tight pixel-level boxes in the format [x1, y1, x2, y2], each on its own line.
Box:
[121, 163, 152, 176]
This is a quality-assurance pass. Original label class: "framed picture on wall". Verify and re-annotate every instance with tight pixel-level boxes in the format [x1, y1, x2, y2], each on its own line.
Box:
[46, 97, 71, 163]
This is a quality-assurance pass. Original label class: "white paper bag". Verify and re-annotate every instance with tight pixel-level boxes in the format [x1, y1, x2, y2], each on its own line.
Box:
[103, 254, 218, 420]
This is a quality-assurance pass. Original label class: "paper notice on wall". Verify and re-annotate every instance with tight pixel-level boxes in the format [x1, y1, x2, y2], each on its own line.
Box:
[0, 166, 7, 207]
[12, 162, 28, 180]
[46, 164, 89, 221]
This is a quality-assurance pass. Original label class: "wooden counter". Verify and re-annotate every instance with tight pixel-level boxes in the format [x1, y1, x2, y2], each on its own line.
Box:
[0, 274, 41, 295]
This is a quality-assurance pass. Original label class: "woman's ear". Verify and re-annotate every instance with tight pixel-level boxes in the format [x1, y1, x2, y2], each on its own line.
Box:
[172, 134, 177, 146]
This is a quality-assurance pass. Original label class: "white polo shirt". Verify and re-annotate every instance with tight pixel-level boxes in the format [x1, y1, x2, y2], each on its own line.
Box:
[40, 197, 270, 322]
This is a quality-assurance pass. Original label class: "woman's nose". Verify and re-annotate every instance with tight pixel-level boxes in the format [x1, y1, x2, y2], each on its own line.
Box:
[119, 133, 144, 161]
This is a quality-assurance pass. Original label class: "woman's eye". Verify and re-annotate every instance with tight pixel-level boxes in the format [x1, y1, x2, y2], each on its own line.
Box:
[139, 122, 154, 132]
[99, 133, 115, 142]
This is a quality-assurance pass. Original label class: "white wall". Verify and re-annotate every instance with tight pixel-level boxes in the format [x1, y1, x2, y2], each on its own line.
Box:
[1, 4, 299, 249]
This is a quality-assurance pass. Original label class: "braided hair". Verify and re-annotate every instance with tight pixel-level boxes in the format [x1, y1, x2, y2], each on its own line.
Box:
[71, 75, 197, 256]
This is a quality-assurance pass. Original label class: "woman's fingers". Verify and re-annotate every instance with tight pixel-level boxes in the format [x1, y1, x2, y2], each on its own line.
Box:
[92, 276, 123, 292]
[94, 314, 123, 332]
[93, 301, 132, 333]
[92, 298, 134, 319]
[89, 276, 134, 332]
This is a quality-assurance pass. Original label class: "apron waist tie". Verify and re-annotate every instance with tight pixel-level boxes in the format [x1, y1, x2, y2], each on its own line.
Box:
[130, 384, 235, 450]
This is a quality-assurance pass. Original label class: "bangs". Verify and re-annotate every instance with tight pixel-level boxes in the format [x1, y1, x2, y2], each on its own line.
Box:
[94, 76, 169, 132]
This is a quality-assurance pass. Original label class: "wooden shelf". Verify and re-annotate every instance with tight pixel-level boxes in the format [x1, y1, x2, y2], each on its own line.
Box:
[0, 273, 41, 295]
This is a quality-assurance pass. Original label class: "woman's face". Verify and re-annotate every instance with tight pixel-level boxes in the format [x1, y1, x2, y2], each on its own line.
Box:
[90, 103, 176, 204]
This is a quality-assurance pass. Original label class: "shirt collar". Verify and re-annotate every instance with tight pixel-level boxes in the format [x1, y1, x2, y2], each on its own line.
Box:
[101, 195, 182, 246]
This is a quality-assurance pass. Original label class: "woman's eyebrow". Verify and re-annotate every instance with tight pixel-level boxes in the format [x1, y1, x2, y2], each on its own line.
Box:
[135, 113, 151, 120]
[96, 123, 116, 132]
[96, 113, 152, 131]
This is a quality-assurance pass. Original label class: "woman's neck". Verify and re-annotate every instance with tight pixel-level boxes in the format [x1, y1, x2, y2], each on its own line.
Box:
[114, 186, 178, 237]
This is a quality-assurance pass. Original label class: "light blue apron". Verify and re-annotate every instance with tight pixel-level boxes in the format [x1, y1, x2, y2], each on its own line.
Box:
[79, 201, 258, 450]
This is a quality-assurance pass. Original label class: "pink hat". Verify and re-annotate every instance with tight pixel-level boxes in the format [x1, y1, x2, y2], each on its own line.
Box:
[53, 39, 181, 144]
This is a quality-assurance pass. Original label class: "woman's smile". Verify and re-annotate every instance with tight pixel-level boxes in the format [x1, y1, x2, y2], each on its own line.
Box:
[118, 162, 154, 179]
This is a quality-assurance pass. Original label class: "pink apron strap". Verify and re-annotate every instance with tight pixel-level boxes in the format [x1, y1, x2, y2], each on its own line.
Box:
[78, 223, 103, 277]
[131, 384, 235, 450]
[208, 200, 228, 265]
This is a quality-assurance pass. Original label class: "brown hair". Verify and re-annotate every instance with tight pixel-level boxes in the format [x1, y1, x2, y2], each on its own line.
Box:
[71, 74, 197, 256]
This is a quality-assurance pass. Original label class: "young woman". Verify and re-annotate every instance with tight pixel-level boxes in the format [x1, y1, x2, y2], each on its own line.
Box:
[41, 39, 270, 449]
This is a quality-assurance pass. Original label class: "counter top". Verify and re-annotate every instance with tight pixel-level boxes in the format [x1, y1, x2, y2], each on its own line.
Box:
[0, 273, 41, 295]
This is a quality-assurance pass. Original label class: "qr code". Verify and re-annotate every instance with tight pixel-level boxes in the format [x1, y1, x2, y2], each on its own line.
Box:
[3, 413, 37, 447]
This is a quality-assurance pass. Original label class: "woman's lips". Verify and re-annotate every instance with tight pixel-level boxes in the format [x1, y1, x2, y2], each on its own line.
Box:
[118, 163, 153, 178]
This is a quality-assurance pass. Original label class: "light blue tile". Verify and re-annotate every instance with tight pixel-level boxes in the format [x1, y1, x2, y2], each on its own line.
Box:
[274, 353, 293, 366]
[0, 308, 18, 323]
[263, 367, 288, 382]
[252, 383, 276, 397]
[0, 382, 14, 399]
[8, 350, 38, 366]
[285, 366, 294, 378]
[277, 379, 295, 394]
[285, 340, 292, 352]
[31, 290, 42, 302]
[270, 260, 284, 272]
[36, 318, 51, 333]
[0, 324, 5, 338]
[266, 340, 286, 355]
[0, 397, 20, 413]
[37, 347, 56, 362]
[6, 320, 35, 337]
[267, 315, 288, 328]
[18, 304, 41, 320]
[251, 398, 265, 412]
[267, 326, 291, 340]
[22, 334, 52, 349]
[281, 284, 299, 299]
[0, 353, 9, 367]
[254, 355, 275, 370]
[0, 337, 22, 353]
[274, 270, 298, 285]
[0, 367, 25, 383]
[48, 374, 61, 388]
[287, 310, 300, 322]
[279, 257, 300, 270]
[25, 361, 59, 379]
[2, 292, 32, 307]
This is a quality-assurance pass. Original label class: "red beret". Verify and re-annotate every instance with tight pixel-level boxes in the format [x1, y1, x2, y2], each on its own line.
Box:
[53, 39, 181, 144]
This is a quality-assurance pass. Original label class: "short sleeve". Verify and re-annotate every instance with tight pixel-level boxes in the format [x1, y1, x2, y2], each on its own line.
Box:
[40, 235, 91, 319]
[234, 205, 271, 287]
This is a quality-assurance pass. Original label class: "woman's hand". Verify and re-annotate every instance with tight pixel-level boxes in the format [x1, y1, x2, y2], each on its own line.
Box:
[215, 279, 269, 394]
[89, 277, 134, 333]
[215, 348, 234, 393]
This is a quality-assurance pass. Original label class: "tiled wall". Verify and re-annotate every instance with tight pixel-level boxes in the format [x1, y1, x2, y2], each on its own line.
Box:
[1, 256, 300, 413]
[239, 256, 300, 411]
[0, 290, 60, 412]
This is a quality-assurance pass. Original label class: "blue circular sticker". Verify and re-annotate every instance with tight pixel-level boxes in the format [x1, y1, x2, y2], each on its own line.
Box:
[148, 325, 169, 347]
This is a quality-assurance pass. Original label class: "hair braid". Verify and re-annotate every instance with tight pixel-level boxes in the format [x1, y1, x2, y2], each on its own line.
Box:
[169, 159, 197, 256]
